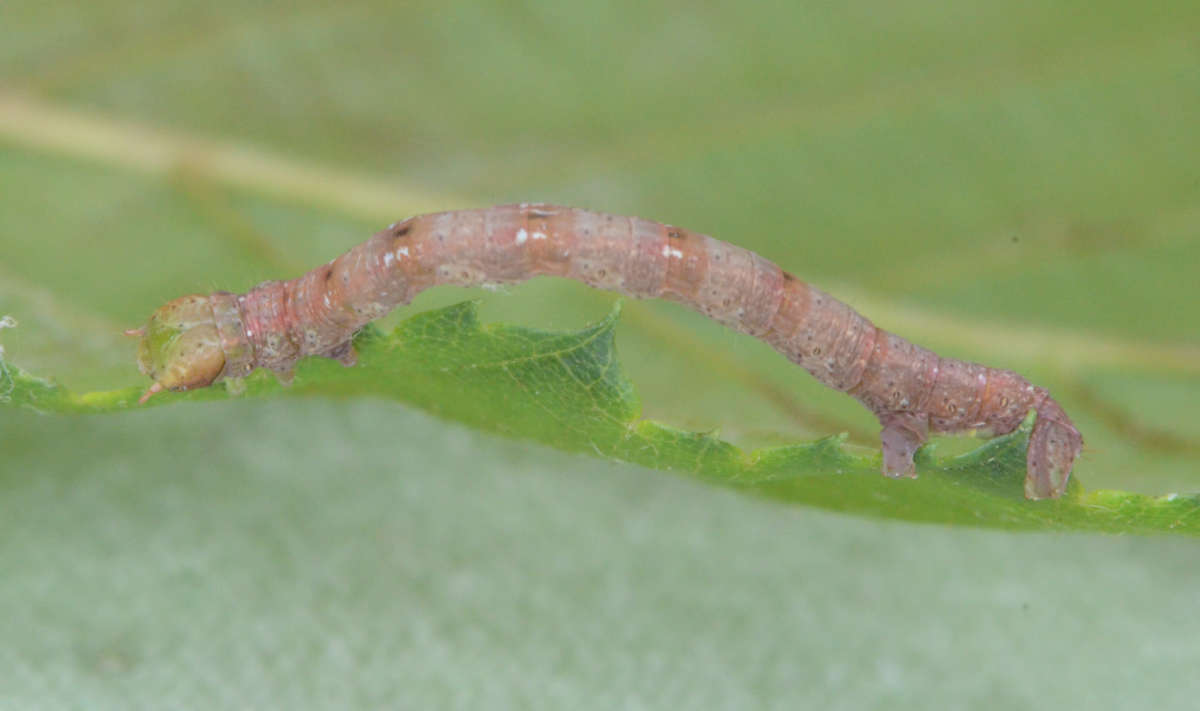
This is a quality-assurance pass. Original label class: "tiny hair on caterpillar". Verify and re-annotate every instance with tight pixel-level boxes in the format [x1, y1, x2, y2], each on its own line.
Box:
[128, 204, 1083, 500]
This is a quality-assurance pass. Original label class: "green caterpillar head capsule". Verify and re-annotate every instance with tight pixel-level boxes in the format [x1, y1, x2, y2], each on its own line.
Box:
[128, 294, 226, 404]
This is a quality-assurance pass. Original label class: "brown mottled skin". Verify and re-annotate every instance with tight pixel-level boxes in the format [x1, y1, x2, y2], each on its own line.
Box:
[132, 204, 1083, 499]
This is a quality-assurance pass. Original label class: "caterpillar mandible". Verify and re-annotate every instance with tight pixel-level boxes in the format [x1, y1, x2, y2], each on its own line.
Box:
[128, 204, 1083, 500]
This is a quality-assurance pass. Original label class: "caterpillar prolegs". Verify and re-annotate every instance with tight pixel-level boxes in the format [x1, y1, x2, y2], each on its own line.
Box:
[129, 204, 1083, 499]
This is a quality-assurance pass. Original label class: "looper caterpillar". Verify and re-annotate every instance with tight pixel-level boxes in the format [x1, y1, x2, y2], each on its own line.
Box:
[129, 204, 1083, 499]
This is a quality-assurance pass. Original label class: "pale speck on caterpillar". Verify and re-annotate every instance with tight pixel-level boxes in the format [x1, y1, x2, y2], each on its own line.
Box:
[127, 204, 1083, 499]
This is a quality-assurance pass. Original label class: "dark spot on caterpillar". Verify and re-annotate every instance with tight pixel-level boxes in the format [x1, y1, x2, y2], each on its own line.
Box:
[782, 272, 796, 282]
[324, 268, 334, 283]
[668, 229, 683, 240]
[394, 224, 411, 237]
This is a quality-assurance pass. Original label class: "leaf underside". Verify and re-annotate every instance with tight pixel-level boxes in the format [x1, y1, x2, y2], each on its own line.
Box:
[3, 301, 1196, 535]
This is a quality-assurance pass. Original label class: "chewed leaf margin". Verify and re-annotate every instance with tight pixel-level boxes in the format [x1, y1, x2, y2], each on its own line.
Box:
[2, 300, 1197, 534]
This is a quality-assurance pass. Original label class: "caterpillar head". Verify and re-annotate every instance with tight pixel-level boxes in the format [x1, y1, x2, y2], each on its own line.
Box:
[128, 294, 226, 404]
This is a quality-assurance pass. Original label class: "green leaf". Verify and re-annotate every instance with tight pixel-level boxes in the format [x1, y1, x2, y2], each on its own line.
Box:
[4, 2, 1200, 706]
[4, 300, 1195, 534]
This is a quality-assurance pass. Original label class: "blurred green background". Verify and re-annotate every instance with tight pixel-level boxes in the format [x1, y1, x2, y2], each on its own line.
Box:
[2, 1, 1198, 708]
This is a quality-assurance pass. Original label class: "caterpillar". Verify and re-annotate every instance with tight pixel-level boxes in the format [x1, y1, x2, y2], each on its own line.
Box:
[128, 204, 1083, 499]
